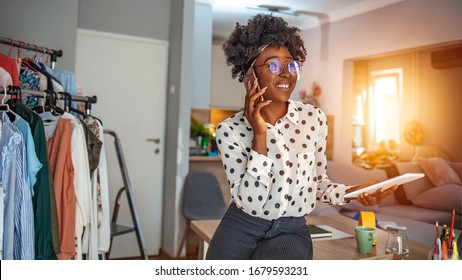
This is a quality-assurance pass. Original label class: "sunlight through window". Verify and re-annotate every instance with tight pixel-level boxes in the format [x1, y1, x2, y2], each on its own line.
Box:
[368, 69, 402, 150]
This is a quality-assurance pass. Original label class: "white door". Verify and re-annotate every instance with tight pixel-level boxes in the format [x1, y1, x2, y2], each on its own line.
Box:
[75, 29, 168, 258]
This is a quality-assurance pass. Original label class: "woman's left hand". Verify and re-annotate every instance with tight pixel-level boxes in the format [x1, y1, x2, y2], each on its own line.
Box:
[346, 181, 398, 206]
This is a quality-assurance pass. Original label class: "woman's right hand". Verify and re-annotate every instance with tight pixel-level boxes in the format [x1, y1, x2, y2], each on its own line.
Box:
[243, 78, 271, 137]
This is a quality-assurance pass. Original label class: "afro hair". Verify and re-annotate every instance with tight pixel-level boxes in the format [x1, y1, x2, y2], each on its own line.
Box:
[223, 13, 307, 82]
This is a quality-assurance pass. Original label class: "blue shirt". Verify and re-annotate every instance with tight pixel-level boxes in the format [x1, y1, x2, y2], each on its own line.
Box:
[1, 113, 21, 260]
[1, 113, 35, 259]
[14, 118, 43, 196]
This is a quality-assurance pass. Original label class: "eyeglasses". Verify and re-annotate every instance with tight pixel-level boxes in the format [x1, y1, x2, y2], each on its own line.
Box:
[253, 59, 302, 76]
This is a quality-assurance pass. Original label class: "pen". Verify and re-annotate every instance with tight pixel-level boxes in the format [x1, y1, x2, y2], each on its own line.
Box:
[448, 209, 455, 250]
[441, 239, 448, 260]
[451, 235, 459, 260]
[436, 238, 442, 260]
[436, 221, 439, 239]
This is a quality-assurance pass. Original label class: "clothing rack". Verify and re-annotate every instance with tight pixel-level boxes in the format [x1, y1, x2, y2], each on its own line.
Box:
[1, 85, 97, 114]
[0, 36, 63, 69]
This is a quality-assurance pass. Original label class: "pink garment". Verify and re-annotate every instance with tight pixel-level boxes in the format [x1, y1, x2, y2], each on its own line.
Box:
[0, 53, 20, 86]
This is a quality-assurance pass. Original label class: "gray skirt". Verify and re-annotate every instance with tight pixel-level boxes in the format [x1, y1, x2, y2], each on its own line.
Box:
[206, 202, 313, 260]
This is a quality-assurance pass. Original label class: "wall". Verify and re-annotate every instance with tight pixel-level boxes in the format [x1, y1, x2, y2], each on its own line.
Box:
[0, 0, 78, 71]
[191, 3, 213, 109]
[210, 44, 244, 110]
[417, 44, 462, 161]
[299, 0, 462, 164]
[78, 0, 170, 41]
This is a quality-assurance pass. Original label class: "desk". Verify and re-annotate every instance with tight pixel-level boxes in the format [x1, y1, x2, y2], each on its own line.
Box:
[191, 215, 431, 260]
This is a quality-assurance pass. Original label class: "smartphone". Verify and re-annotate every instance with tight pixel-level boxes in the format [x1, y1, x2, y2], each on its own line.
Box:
[250, 67, 264, 102]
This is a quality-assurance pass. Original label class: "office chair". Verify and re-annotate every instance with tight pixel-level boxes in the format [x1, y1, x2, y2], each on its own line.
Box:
[176, 171, 227, 258]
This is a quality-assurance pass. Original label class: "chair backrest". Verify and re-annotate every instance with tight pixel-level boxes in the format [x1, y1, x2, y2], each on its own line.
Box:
[182, 171, 227, 220]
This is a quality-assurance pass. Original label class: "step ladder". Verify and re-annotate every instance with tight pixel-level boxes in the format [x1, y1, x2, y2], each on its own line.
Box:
[104, 129, 148, 260]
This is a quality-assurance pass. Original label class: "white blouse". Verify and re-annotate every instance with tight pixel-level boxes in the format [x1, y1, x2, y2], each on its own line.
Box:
[216, 99, 350, 221]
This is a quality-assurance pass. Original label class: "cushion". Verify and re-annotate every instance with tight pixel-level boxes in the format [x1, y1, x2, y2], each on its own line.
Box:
[416, 157, 461, 187]
[448, 162, 462, 180]
[412, 184, 462, 215]
[395, 162, 433, 201]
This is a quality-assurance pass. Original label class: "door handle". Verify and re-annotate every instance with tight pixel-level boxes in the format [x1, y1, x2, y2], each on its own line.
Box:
[146, 138, 160, 144]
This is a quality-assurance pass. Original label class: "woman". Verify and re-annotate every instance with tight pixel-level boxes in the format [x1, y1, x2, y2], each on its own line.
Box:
[206, 14, 396, 260]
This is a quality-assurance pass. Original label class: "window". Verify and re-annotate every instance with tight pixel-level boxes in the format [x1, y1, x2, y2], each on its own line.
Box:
[366, 68, 403, 150]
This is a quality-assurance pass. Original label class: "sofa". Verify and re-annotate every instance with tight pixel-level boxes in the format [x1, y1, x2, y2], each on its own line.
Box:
[310, 158, 462, 247]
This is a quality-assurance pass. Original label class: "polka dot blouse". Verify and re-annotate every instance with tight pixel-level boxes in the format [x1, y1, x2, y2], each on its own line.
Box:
[216, 100, 350, 220]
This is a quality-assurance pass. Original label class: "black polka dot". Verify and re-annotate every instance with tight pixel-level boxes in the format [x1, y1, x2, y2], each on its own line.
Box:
[275, 203, 280, 208]
[252, 210, 257, 215]
[248, 196, 253, 202]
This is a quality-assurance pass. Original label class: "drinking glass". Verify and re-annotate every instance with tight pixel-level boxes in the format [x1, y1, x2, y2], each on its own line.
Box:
[385, 228, 410, 259]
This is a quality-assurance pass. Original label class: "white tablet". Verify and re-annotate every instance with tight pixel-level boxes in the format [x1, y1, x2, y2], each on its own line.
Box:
[343, 173, 425, 198]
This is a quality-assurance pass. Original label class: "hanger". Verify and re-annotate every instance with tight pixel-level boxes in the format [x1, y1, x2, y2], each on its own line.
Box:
[39, 90, 60, 123]
[0, 85, 20, 121]
[0, 85, 10, 110]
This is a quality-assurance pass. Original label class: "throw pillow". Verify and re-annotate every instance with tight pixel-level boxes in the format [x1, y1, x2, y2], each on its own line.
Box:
[412, 184, 462, 214]
[416, 157, 461, 187]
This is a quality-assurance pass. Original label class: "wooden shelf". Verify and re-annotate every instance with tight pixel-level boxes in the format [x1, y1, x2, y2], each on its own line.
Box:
[189, 156, 221, 162]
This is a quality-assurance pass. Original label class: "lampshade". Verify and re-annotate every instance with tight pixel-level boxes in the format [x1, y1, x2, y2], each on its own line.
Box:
[404, 121, 423, 146]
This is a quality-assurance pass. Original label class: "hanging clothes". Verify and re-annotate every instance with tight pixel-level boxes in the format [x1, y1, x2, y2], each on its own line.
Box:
[1, 112, 21, 260]
[45, 117, 76, 260]
[60, 112, 94, 260]
[11, 99, 58, 259]
[85, 117, 110, 254]
[0, 112, 35, 260]
[0, 53, 20, 86]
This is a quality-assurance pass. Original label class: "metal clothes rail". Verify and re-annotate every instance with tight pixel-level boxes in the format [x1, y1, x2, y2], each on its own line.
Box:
[0, 37, 63, 69]
[0, 86, 97, 114]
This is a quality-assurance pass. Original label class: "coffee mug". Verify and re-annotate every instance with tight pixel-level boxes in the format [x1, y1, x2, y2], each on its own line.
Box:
[355, 226, 376, 254]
